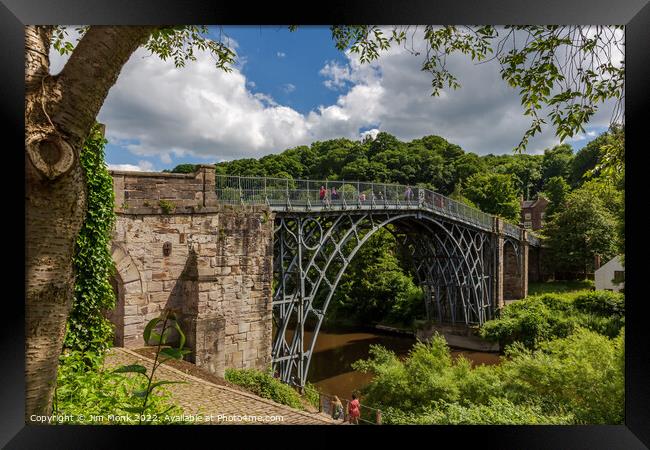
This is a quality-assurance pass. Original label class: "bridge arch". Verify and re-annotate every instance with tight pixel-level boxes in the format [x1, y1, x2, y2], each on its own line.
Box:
[271, 211, 496, 386]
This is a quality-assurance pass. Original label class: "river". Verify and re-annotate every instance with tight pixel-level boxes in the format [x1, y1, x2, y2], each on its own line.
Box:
[302, 327, 501, 401]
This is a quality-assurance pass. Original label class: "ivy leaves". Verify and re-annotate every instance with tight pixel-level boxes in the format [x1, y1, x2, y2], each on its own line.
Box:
[65, 123, 116, 353]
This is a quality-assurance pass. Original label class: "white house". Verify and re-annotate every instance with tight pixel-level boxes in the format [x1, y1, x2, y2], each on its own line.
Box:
[594, 255, 625, 293]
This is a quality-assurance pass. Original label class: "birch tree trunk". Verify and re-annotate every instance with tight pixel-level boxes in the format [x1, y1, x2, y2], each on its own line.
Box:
[24, 25, 155, 421]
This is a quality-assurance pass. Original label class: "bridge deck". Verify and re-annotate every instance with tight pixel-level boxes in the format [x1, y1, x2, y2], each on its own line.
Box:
[215, 174, 541, 245]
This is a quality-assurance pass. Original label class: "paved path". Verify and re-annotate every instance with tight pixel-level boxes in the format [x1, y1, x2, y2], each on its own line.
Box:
[104, 347, 337, 425]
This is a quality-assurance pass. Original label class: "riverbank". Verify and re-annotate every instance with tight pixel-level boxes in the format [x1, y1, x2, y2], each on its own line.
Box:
[373, 322, 500, 352]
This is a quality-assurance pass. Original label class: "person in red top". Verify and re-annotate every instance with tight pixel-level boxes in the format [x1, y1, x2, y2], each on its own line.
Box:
[319, 186, 326, 205]
[347, 394, 361, 424]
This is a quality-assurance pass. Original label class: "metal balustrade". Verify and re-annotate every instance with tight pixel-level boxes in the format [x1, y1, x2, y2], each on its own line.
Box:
[215, 174, 530, 238]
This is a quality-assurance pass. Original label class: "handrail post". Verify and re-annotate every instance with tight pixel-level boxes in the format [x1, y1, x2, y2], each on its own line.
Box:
[238, 176, 243, 205]
[357, 181, 361, 207]
[264, 177, 267, 204]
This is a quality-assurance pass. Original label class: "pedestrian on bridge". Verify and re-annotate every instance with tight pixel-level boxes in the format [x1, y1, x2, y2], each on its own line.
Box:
[320, 186, 326, 205]
[348, 394, 361, 424]
[405, 186, 413, 202]
[331, 187, 339, 201]
[331, 395, 344, 421]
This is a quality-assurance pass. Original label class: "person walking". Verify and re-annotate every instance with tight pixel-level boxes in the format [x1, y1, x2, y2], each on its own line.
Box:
[319, 185, 326, 205]
[404, 186, 413, 202]
[348, 394, 361, 425]
[331, 187, 339, 201]
[331, 396, 344, 421]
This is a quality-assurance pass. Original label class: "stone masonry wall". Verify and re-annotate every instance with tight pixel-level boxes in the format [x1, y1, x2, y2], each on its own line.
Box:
[109, 165, 274, 377]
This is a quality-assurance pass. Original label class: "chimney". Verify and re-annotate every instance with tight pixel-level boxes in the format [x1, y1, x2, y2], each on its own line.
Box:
[594, 254, 601, 270]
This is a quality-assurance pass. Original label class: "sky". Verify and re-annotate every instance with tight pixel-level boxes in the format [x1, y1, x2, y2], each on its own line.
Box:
[49, 26, 621, 172]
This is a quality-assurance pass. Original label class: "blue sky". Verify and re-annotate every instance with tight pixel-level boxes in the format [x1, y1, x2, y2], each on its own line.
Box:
[50, 26, 617, 172]
[214, 26, 347, 115]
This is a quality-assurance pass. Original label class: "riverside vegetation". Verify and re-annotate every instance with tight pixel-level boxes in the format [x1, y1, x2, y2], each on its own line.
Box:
[352, 290, 625, 424]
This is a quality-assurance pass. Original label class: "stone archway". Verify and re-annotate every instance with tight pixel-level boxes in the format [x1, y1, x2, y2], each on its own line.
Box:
[109, 242, 146, 347]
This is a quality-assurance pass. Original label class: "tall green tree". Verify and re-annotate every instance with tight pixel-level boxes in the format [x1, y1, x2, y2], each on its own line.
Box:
[541, 176, 570, 218]
[463, 172, 521, 222]
[543, 190, 617, 277]
[570, 134, 606, 187]
[541, 144, 574, 182]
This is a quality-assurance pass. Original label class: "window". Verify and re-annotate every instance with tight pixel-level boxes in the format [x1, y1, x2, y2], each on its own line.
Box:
[613, 271, 625, 283]
[524, 213, 532, 220]
[524, 221, 532, 229]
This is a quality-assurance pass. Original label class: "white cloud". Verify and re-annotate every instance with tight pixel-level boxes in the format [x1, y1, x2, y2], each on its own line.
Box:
[360, 128, 380, 140]
[320, 60, 353, 90]
[282, 83, 296, 93]
[276, 51, 286, 58]
[108, 160, 155, 172]
[50, 26, 621, 165]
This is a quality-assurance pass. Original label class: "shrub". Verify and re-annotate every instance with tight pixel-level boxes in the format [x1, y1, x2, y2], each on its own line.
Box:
[383, 398, 574, 425]
[225, 368, 303, 410]
[159, 199, 175, 214]
[303, 382, 321, 410]
[573, 290, 625, 316]
[353, 329, 624, 424]
[500, 328, 624, 424]
[480, 295, 576, 349]
[480, 291, 625, 349]
[55, 350, 184, 424]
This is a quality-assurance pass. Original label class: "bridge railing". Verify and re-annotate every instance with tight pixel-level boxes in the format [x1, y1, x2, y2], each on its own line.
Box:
[215, 174, 517, 235]
[527, 232, 541, 246]
[503, 221, 521, 239]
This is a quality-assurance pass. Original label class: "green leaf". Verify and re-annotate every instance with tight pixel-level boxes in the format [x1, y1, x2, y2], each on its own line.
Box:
[113, 364, 148, 377]
[133, 389, 148, 398]
[159, 347, 184, 360]
[149, 380, 186, 391]
[174, 321, 186, 350]
[143, 317, 162, 343]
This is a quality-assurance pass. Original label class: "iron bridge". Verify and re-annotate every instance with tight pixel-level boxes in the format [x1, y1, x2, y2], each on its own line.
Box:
[215, 175, 540, 388]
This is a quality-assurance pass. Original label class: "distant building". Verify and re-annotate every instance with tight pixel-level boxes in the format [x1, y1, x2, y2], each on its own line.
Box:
[594, 255, 625, 293]
[520, 196, 549, 231]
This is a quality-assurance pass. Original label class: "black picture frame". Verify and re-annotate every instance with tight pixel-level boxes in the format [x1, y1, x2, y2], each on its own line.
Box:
[2, 0, 648, 447]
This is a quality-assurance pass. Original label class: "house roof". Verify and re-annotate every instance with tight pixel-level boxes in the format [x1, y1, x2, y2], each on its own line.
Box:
[595, 255, 624, 273]
[521, 195, 549, 209]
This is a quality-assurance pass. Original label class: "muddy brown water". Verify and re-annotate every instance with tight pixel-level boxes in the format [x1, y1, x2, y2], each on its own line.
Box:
[288, 328, 501, 402]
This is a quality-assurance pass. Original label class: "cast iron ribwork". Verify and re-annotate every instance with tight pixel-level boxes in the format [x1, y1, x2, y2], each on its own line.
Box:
[215, 175, 538, 387]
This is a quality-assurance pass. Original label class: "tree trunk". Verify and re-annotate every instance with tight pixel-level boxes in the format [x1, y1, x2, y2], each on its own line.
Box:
[25, 25, 155, 422]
